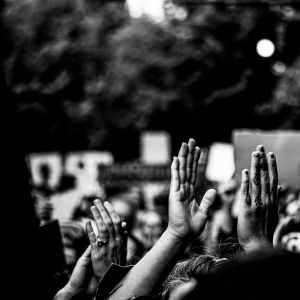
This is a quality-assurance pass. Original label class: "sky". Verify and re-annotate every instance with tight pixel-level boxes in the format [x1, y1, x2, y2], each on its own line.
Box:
[126, 0, 165, 22]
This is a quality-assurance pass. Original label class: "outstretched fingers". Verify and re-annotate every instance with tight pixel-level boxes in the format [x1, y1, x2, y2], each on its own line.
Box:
[190, 146, 201, 187]
[240, 169, 250, 209]
[267, 152, 278, 206]
[104, 201, 122, 240]
[178, 142, 188, 195]
[94, 199, 115, 240]
[91, 203, 108, 241]
[250, 151, 262, 210]
[256, 145, 270, 202]
[186, 139, 196, 184]
[86, 221, 98, 251]
[171, 157, 180, 193]
[266, 152, 279, 238]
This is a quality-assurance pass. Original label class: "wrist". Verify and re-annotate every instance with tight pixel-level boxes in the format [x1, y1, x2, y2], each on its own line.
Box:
[165, 227, 192, 249]
[54, 286, 75, 300]
[63, 282, 84, 300]
[242, 239, 272, 253]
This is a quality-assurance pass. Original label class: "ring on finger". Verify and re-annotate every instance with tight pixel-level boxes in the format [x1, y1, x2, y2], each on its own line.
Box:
[97, 236, 109, 247]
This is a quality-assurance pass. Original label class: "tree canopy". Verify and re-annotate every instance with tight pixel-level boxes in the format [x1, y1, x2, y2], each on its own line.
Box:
[3, 0, 300, 159]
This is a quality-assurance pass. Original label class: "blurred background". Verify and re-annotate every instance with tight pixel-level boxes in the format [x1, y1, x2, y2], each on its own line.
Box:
[2, 0, 300, 260]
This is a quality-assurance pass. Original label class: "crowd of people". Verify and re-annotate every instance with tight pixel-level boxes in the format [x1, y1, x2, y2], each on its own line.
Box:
[32, 138, 300, 300]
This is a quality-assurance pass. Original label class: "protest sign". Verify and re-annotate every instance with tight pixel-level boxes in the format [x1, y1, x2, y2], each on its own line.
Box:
[233, 130, 300, 189]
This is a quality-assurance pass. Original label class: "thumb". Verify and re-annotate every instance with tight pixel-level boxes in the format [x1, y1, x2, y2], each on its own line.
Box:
[194, 189, 217, 236]
[77, 245, 92, 265]
[199, 189, 217, 215]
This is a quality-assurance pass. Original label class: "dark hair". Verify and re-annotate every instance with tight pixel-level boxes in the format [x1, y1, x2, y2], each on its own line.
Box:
[188, 249, 300, 300]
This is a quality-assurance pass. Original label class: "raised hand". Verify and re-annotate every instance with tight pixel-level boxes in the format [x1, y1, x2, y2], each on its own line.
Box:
[86, 199, 127, 279]
[167, 139, 216, 242]
[238, 145, 280, 252]
[104, 139, 217, 300]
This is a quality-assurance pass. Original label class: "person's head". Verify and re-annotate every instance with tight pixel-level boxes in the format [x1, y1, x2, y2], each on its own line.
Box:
[217, 180, 237, 206]
[140, 209, 166, 250]
[186, 249, 300, 300]
[126, 185, 145, 210]
[163, 254, 227, 299]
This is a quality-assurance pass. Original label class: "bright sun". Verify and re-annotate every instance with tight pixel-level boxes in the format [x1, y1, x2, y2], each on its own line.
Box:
[126, 0, 165, 22]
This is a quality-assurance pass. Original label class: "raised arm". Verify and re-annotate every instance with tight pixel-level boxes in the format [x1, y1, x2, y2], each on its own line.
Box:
[53, 246, 93, 300]
[237, 145, 280, 252]
[106, 139, 216, 300]
[53, 200, 127, 300]
[87, 199, 127, 279]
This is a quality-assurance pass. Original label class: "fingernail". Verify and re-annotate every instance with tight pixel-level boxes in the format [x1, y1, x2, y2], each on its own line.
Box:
[270, 153, 275, 159]
[94, 199, 100, 205]
[244, 169, 248, 175]
[257, 145, 265, 152]
[253, 151, 260, 158]
[194, 148, 199, 155]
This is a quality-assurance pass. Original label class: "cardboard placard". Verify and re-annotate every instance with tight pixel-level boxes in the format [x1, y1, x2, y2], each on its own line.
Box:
[233, 130, 300, 189]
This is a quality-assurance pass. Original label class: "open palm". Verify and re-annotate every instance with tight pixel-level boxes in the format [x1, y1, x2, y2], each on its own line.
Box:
[167, 139, 216, 241]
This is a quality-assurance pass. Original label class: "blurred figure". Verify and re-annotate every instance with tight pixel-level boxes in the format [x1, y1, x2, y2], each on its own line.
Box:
[33, 188, 69, 299]
[38, 163, 53, 194]
[278, 186, 300, 217]
[285, 190, 300, 217]
[208, 180, 238, 251]
[153, 188, 169, 221]
[109, 194, 145, 263]
[59, 220, 89, 275]
[34, 188, 54, 226]
[61, 193, 97, 274]
[273, 215, 300, 254]
[126, 185, 145, 211]
[72, 194, 96, 227]
[71, 191, 107, 235]
[139, 209, 166, 251]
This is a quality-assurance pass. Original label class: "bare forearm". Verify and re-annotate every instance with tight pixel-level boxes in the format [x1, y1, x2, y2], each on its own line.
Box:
[243, 239, 272, 253]
[108, 230, 188, 300]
